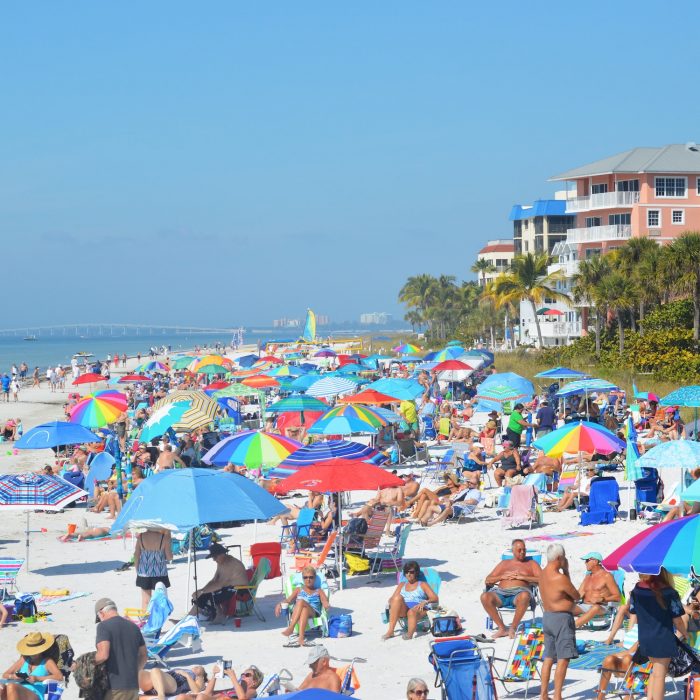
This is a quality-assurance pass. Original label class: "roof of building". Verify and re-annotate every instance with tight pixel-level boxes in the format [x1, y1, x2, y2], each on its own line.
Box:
[550, 143, 700, 181]
[479, 242, 514, 254]
[509, 199, 569, 221]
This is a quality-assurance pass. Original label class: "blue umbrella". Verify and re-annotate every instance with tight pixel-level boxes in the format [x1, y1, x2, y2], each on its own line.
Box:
[336, 363, 366, 375]
[372, 406, 402, 424]
[535, 367, 589, 380]
[364, 378, 423, 401]
[139, 402, 189, 443]
[479, 372, 534, 397]
[290, 374, 322, 392]
[237, 354, 260, 368]
[464, 349, 495, 365]
[555, 378, 619, 398]
[16, 421, 100, 449]
[282, 690, 351, 699]
[85, 451, 115, 496]
[306, 377, 358, 398]
[110, 468, 286, 533]
[637, 440, 700, 470]
[269, 440, 387, 478]
[661, 386, 700, 408]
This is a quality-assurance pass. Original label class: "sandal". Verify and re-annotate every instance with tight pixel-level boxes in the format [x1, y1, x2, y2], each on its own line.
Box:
[283, 641, 300, 648]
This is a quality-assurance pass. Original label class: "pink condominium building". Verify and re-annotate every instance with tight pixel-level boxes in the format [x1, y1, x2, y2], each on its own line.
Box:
[550, 143, 700, 257]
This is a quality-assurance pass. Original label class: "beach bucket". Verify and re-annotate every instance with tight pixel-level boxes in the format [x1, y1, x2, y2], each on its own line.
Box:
[22, 615, 36, 624]
[67, 524, 77, 535]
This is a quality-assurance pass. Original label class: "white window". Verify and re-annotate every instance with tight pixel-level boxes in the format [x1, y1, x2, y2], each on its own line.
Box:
[616, 179, 640, 192]
[608, 213, 631, 226]
[655, 176, 686, 198]
[591, 183, 608, 194]
[585, 217, 601, 227]
[672, 209, 685, 224]
[648, 209, 661, 227]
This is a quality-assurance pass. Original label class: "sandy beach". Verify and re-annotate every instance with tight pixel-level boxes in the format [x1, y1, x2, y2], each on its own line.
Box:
[0, 354, 660, 699]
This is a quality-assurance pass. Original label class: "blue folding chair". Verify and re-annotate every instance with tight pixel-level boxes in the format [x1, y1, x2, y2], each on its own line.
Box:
[580, 476, 620, 525]
[280, 507, 316, 549]
[429, 636, 496, 700]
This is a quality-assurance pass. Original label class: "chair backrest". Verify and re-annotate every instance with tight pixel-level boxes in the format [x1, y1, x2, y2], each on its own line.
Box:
[315, 531, 338, 565]
[506, 627, 544, 680]
[250, 542, 282, 579]
[397, 439, 417, 458]
[0, 558, 23, 579]
[362, 508, 390, 548]
[249, 558, 271, 593]
[440, 449, 455, 465]
[295, 508, 316, 538]
[502, 550, 542, 566]
[588, 477, 620, 510]
[504, 485, 536, 523]
[612, 569, 625, 601]
[399, 563, 441, 595]
[523, 473, 547, 492]
[557, 469, 578, 493]
[150, 615, 201, 652]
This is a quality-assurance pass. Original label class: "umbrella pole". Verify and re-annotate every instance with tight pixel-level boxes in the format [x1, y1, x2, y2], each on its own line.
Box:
[26, 511, 30, 572]
[338, 498, 344, 591]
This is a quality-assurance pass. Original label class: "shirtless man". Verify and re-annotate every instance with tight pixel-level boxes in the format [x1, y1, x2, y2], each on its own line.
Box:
[351, 474, 420, 519]
[480, 539, 541, 639]
[297, 646, 341, 693]
[538, 544, 579, 700]
[573, 552, 620, 628]
[189, 544, 249, 623]
[155, 444, 185, 472]
[533, 450, 562, 478]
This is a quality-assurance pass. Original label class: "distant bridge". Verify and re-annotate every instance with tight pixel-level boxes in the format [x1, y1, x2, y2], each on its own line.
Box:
[0, 324, 244, 338]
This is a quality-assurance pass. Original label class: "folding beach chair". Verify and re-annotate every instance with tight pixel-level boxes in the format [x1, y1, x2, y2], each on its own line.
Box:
[580, 476, 620, 525]
[540, 467, 577, 510]
[231, 557, 270, 621]
[0, 558, 23, 601]
[146, 615, 202, 668]
[391, 566, 442, 634]
[345, 507, 390, 555]
[488, 626, 544, 698]
[283, 570, 331, 639]
[485, 550, 542, 628]
[580, 569, 625, 631]
[293, 531, 337, 575]
[423, 449, 455, 484]
[367, 523, 412, 580]
[280, 507, 316, 550]
[396, 438, 429, 465]
[501, 485, 541, 529]
[638, 481, 680, 522]
[429, 635, 496, 700]
[257, 668, 293, 696]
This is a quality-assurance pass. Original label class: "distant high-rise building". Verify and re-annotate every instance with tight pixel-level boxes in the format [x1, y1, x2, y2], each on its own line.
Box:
[316, 314, 330, 326]
[360, 312, 392, 325]
[272, 317, 301, 328]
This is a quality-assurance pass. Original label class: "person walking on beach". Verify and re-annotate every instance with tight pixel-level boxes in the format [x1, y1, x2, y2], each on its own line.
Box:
[538, 544, 579, 700]
[1, 374, 10, 402]
[32, 367, 40, 388]
[134, 529, 172, 610]
[94, 598, 146, 700]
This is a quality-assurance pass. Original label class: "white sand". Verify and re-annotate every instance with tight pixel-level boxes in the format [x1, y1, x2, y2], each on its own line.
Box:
[0, 362, 660, 699]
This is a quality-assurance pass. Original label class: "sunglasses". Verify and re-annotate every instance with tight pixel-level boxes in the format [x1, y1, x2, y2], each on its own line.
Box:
[241, 671, 253, 677]
[303, 575, 315, 580]
[406, 570, 419, 575]
[411, 691, 429, 697]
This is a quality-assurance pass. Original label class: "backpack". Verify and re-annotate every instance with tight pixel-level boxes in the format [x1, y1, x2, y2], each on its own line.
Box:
[14, 594, 37, 619]
[344, 517, 368, 551]
[73, 652, 110, 700]
[48, 634, 75, 683]
[431, 615, 463, 638]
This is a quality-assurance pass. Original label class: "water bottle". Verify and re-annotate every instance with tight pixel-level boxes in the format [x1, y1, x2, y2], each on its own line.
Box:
[485, 616, 493, 630]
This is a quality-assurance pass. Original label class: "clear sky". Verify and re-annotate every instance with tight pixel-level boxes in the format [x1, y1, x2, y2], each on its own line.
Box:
[2, 1, 699, 327]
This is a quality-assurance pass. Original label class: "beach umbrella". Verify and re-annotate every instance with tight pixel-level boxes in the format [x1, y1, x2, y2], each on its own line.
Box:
[372, 406, 402, 424]
[279, 688, 348, 699]
[314, 349, 337, 358]
[192, 354, 233, 370]
[195, 364, 229, 376]
[431, 346, 465, 361]
[171, 356, 198, 370]
[480, 372, 535, 397]
[336, 363, 366, 375]
[307, 404, 390, 435]
[532, 421, 625, 457]
[241, 375, 279, 389]
[637, 440, 700, 471]
[152, 391, 220, 431]
[118, 374, 151, 383]
[661, 386, 700, 441]
[474, 384, 529, 409]
[203, 380, 230, 391]
[85, 451, 115, 497]
[289, 374, 321, 392]
[72, 372, 106, 386]
[464, 349, 495, 365]
[364, 378, 424, 401]
[555, 378, 619, 398]
[266, 365, 305, 378]
[392, 343, 420, 355]
[135, 361, 170, 374]
[259, 355, 284, 364]
[535, 367, 589, 380]
[306, 377, 357, 398]
[236, 354, 260, 368]
[340, 389, 399, 405]
[69, 390, 128, 428]
[139, 402, 189, 443]
[0, 472, 87, 567]
[202, 431, 302, 469]
[269, 440, 388, 478]
[432, 359, 474, 372]
[266, 395, 329, 414]
[602, 514, 700, 575]
[542, 309, 564, 316]
[15, 421, 100, 449]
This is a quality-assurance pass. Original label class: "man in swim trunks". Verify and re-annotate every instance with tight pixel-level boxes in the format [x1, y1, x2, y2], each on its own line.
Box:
[538, 544, 579, 700]
[573, 552, 620, 628]
[480, 538, 541, 638]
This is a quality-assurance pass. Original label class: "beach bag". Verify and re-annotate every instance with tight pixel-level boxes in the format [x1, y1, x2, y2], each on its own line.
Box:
[344, 552, 370, 575]
[14, 594, 37, 619]
[50, 634, 75, 683]
[344, 517, 368, 551]
[671, 639, 700, 677]
[328, 614, 353, 638]
[74, 652, 110, 700]
[431, 615, 462, 638]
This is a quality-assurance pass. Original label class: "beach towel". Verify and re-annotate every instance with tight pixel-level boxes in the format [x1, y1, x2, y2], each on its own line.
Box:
[524, 531, 594, 542]
[502, 485, 536, 528]
[34, 592, 90, 606]
[569, 641, 624, 670]
[143, 582, 173, 636]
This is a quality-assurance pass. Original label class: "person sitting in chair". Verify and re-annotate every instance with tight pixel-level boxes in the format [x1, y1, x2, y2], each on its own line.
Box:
[480, 539, 541, 639]
[189, 544, 249, 623]
[573, 552, 621, 629]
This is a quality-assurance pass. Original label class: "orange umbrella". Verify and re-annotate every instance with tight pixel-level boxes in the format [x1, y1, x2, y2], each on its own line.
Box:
[340, 389, 399, 405]
[241, 375, 280, 388]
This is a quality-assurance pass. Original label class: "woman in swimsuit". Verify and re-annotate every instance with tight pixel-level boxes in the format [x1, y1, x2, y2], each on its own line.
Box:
[275, 565, 330, 648]
[193, 664, 263, 700]
[487, 441, 522, 487]
[383, 561, 439, 641]
[1, 632, 63, 700]
[139, 666, 207, 700]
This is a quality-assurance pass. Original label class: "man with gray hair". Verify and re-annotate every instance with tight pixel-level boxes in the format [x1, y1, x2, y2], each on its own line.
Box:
[95, 597, 147, 700]
[538, 544, 579, 700]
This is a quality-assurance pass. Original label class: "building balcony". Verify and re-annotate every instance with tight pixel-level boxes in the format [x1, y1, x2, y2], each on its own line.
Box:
[521, 320, 583, 342]
[548, 260, 580, 278]
[565, 191, 640, 212]
[566, 224, 632, 244]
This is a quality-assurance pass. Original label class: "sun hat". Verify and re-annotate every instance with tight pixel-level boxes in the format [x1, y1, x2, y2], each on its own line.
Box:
[17, 632, 55, 656]
[306, 645, 330, 666]
[207, 543, 229, 559]
[581, 551, 603, 562]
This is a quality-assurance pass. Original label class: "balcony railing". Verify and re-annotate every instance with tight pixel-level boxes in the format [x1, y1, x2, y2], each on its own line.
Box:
[548, 260, 580, 278]
[566, 224, 632, 244]
[523, 321, 583, 338]
[565, 191, 640, 212]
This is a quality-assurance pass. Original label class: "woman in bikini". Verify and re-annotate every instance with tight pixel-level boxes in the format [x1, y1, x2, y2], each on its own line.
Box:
[275, 565, 330, 647]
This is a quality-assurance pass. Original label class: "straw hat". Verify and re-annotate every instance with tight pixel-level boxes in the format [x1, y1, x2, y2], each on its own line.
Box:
[443, 471, 460, 486]
[17, 632, 55, 656]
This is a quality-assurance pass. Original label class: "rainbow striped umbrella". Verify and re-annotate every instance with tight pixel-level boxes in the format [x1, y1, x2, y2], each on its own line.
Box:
[306, 376, 357, 398]
[307, 404, 390, 435]
[602, 514, 700, 575]
[532, 421, 625, 457]
[135, 361, 170, 374]
[392, 343, 420, 355]
[69, 390, 128, 428]
[202, 431, 302, 469]
[266, 365, 305, 377]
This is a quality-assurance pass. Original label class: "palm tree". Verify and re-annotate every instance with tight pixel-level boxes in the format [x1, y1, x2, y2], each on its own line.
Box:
[399, 274, 435, 334]
[471, 258, 496, 287]
[596, 271, 635, 355]
[404, 310, 423, 333]
[614, 238, 661, 332]
[572, 255, 611, 358]
[481, 280, 517, 349]
[665, 232, 700, 346]
[490, 253, 567, 349]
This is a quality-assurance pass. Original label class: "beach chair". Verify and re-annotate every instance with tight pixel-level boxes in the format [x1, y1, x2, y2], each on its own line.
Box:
[231, 557, 270, 621]
[450, 494, 489, 523]
[283, 570, 331, 639]
[0, 558, 23, 601]
[391, 566, 442, 634]
[541, 468, 577, 510]
[293, 531, 337, 574]
[345, 507, 390, 555]
[257, 668, 293, 697]
[501, 485, 541, 529]
[250, 541, 282, 579]
[280, 507, 316, 550]
[488, 626, 544, 698]
[605, 660, 654, 699]
[429, 635, 496, 700]
[424, 449, 455, 484]
[367, 523, 412, 580]
[634, 467, 661, 510]
[486, 550, 542, 628]
[580, 569, 625, 631]
[638, 481, 680, 522]
[580, 476, 620, 526]
[396, 438, 429, 465]
[146, 615, 202, 668]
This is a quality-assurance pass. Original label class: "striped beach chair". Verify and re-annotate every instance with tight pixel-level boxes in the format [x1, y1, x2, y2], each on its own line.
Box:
[0, 558, 24, 601]
[491, 626, 544, 699]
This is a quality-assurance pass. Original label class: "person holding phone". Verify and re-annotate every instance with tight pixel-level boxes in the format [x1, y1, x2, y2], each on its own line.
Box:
[0, 632, 63, 700]
[195, 664, 264, 699]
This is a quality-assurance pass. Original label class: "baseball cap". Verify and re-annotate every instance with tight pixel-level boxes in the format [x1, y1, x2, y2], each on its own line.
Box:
[581, 552, 603, 562]
[207, 543, 229, 559]
[94, 597, 116, 622]
[306, 645, 330, 666]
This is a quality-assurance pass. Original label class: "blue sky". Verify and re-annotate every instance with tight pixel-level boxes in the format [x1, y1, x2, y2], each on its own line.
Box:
[1, 2, 698, 327]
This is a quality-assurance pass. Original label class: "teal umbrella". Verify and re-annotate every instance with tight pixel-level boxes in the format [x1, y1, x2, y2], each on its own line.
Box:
[140, 402, 188, 442]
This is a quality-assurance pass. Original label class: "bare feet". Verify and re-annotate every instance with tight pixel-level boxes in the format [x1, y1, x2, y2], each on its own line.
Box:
[382, 631, 396, 640]
[508, 627, 516, 639]
[491, 627, 509, 639]
[281, 627, 292, 637]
